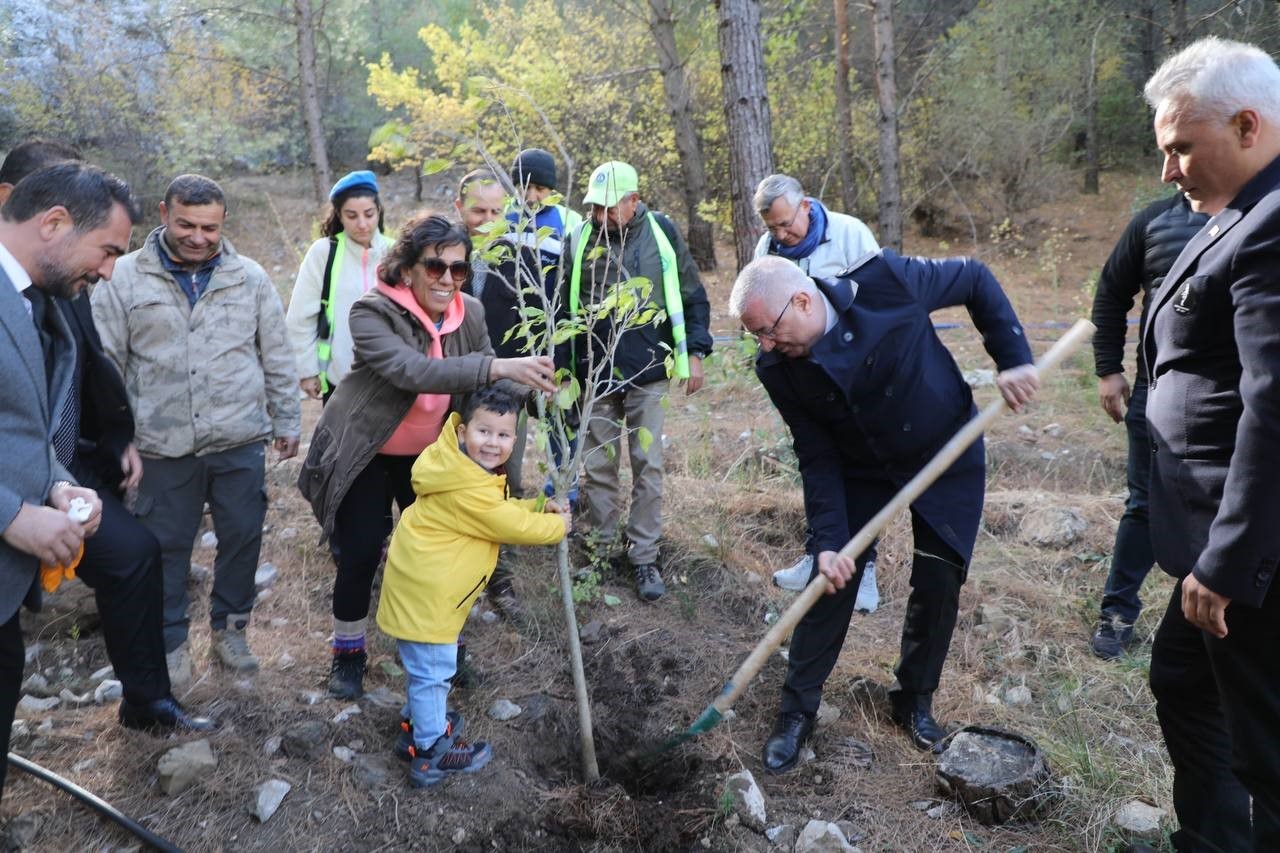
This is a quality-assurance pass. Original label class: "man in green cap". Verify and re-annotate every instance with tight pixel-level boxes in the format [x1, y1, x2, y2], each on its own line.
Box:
[563, 161, 713, 601]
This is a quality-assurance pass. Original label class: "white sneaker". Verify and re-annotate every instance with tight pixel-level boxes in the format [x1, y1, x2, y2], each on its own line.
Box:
[855, 560, 880, 614]
[166, 642, 192, 688]
[772, 554, 813, 591]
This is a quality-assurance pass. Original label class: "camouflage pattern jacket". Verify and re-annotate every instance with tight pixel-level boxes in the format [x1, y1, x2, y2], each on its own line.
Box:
[92, 228, 301, 458]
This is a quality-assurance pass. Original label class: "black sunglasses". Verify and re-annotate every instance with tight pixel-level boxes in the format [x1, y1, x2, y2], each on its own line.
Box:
[417, 257, 470, 280]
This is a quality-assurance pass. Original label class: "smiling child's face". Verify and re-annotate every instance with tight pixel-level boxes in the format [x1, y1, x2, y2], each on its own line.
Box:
[457, 407, 519, 471]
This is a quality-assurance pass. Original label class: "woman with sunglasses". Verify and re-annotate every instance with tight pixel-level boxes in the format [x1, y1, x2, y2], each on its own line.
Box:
[298, 213, 557, 698]
[286, 170, 394, 403]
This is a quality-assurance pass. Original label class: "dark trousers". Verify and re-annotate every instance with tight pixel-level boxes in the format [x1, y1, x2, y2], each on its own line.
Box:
[136, 443, 267, 651]
[781, 510, 965, 715]
[0, 610, 22, 800]
[1150, 579, 1280, 852]
[331, 454, 416, 622]
[76, 491, 169, 705]
[1100, 382, 1155, 624]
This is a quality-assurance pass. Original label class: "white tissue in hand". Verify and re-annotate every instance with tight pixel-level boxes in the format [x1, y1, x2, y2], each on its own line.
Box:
[67, 498, 92, 523]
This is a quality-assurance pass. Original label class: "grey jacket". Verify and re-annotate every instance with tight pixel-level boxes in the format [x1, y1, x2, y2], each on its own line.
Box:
[91, 229, 301, 458]
[0, 265, 77, 624]
[298, 288, 502, 539]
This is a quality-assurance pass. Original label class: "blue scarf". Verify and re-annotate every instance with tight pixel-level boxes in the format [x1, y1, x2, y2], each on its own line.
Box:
[771, 197, 827, 261]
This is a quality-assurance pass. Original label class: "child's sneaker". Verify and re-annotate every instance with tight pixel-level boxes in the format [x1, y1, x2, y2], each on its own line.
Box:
[394, 710, 464, 762]
[408, 735, 493, 788]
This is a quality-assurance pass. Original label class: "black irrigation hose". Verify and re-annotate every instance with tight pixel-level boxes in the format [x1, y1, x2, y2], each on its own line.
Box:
[8, 752, 183, 853]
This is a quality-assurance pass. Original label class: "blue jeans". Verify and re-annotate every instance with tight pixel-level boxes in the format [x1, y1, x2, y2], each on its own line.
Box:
[398, 640, 457, 751]
[1099, 381, 1154, 624]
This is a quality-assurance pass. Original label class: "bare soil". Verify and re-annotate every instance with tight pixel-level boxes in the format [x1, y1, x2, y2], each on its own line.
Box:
[2, 170, 1177, 852]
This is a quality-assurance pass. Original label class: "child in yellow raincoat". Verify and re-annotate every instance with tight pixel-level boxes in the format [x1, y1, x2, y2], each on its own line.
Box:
[377, 386, 570, 788]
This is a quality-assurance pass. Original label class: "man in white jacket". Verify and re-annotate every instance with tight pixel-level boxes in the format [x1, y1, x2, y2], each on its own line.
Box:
[753, 174, 881, 612]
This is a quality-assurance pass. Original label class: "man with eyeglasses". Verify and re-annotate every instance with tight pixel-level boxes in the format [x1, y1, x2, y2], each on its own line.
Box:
[93, 174, 300, 685]
[753, 174, 883, 611]
[728, 253, 1037, 769]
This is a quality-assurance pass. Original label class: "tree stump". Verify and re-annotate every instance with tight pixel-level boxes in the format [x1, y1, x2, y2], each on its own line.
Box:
[935, 726, 1055, 824]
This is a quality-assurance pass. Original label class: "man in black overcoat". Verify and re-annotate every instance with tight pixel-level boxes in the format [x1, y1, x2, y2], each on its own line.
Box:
[1141, 37, 1280, 851]
[729, 253, 1038, 771]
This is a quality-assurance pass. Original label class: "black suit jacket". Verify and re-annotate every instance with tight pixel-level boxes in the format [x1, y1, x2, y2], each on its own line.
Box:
[1144, 153, 1280, 607]
[55, 292, 134, 494]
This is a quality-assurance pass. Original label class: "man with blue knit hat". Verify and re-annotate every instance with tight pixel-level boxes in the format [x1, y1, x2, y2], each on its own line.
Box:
[754, 173, 883, 614]
[563, 161, 713, 601]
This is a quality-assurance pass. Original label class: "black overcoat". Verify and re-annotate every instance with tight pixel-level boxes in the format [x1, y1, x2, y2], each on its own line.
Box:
[757, 250, 1032, 563]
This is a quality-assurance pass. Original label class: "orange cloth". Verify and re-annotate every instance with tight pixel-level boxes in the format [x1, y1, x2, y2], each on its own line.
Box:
[40, 544, 84, 593]
[375, 283, 466, 456]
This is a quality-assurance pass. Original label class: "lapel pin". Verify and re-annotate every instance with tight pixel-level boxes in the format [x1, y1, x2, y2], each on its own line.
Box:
[1209, 224, 1220, 237]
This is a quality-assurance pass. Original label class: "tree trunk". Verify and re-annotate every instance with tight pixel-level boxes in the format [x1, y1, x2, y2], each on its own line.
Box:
[294, 0, 331, 203]
[1083, 23, 1102, 195]
[648, 0, 716, 271]
[716, 0, 774, 271]
[833, 0, 857, 215]
[1139, 0, 1156, 80]
[870, 0, 902, 251]
[1169, 0, 1187, 50]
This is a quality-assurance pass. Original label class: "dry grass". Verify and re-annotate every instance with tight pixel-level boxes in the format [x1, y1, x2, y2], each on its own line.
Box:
[0, 170, 1182, 852]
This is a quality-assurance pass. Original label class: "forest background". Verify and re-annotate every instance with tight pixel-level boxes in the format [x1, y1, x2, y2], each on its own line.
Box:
[8, 0, 1280, 268]
[4, 2, 1280, 851]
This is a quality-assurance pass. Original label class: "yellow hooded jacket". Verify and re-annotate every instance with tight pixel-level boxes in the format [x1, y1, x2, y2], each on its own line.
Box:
[376, 412, 566, 644]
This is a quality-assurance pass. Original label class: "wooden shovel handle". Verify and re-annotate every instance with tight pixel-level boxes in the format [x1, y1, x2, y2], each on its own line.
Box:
[710, 318, 1095, 715]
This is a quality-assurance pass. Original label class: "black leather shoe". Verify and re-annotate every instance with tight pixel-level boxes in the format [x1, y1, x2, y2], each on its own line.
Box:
[890, 693, 948, 753]
[762, 711, 814, 775]
[118, 696, 216, 732]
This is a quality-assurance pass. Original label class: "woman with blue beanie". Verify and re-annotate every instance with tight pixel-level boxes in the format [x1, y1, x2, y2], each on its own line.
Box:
[287, 170, 394, 402]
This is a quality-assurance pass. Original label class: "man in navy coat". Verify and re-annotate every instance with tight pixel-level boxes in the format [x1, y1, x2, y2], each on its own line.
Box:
[1142, 37, 1280, 851]
[729, 253, 1038, 770]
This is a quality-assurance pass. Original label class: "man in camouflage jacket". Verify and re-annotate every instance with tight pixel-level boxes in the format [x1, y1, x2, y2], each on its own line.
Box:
[92, 174, 300, 685]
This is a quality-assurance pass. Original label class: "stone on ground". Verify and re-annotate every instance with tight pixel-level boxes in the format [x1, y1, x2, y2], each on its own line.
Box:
[254, 562, 278, 589]
[815, 700, 841, 726]
[353, 754, 391, 787]
[794, 819, 859, 852]
[17, 695, 58, 713]
[93, 679, 122, 704]
[282, 719, 330, 760]
[157, 739, 217, 795]
[1113, 800, 1165, 840]
[764, 824, 795, 848]
[488, 699, 522, 721]
[724, 769, 767, 832]
[1018, 506, 1087, 548]
[250, 779, 291, 822]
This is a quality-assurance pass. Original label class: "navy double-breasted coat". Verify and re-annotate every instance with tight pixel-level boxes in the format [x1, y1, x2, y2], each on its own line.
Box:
[756, 251, 1033, 564]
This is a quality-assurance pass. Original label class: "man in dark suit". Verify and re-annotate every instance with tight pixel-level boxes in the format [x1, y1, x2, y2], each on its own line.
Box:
[0, 161, 137, 798]
[728, 253, 1038, 771]
[0, 142, 213, 734]
[1142, 37, 1280, 851]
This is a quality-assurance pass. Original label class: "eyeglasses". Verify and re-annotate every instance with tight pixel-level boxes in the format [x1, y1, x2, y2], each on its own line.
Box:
[417, 257, 470, 280]
[763, 202, 805, 236]
[751, 296, 792, 340]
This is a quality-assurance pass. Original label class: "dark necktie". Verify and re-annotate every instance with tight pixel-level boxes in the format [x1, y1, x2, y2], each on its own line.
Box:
[27, 290, 80, 468]
[26, 288, 54, 386]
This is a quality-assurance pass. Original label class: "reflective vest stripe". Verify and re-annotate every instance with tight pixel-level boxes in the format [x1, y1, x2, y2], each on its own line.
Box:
[569, 212, 689, 379]
[316, 233, 346, 394]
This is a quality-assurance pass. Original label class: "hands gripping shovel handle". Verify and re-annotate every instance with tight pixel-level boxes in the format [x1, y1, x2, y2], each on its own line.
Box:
[661, 318, 1096, 752]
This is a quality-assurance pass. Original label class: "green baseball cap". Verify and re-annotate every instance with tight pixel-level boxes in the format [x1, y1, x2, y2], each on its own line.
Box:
[582, 161, 639, 207]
